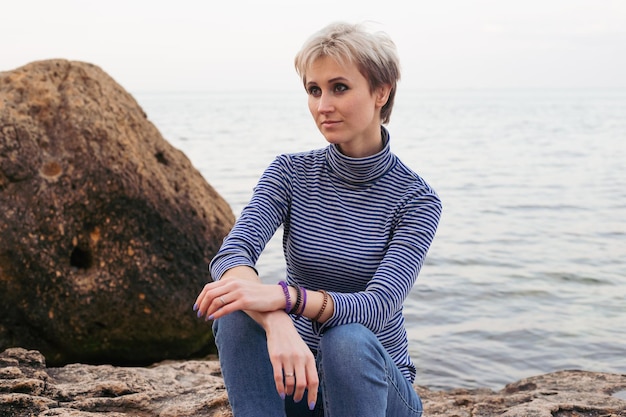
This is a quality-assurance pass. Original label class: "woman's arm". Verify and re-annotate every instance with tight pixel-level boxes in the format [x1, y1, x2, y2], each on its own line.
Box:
[313, 191, 442, 335]
[194, 266, 334, 324]
[194, 266, 320, 407]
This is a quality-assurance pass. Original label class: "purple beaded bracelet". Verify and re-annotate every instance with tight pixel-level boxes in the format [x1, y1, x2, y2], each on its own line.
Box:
[278, 281, 292, 314]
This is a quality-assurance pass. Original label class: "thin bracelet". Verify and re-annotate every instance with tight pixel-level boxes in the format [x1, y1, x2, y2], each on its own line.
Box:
[298, 288, 307, 318]
[278, 281, 291, 314]
[289, 285, 302, 315]
[313, 290, 329, 322]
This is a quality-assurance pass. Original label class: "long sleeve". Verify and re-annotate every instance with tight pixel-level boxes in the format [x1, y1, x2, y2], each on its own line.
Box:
[314, 190, 441, 335]
[209, 155, 293, 281]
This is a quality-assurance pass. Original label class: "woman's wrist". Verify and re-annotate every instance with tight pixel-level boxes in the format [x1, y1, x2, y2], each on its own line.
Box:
[221, 265, 260, 282]
[274, 282, 333, 323]
[259, 308, 294, 332]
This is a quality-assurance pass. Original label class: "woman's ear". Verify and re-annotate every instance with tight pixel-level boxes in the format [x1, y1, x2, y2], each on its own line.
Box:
[375, 84, 392, 108]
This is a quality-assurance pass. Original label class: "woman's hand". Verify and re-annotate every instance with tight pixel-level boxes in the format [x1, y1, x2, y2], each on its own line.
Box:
[193, 278, 284, 320]
[193, 266, 318, 409]
[263, 311, 319, 409]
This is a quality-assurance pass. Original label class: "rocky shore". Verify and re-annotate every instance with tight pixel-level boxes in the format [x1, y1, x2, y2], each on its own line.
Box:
[1, 348, 625, 417]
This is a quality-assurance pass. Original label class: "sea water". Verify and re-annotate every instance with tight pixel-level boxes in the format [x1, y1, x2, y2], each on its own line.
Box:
[135, 88, 626, 390]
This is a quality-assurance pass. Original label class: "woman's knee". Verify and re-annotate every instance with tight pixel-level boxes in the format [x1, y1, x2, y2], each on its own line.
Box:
[321, 323, 376, 348]
[319, 324, 384, 370]
[213, 310, 262, 347]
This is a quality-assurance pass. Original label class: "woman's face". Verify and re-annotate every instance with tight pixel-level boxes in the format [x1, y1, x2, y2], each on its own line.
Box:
[305, 56, 390, 158]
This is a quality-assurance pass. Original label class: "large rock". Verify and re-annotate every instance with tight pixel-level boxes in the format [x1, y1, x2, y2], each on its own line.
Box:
[0, 348, 624, 416]
[0, 60, 235, 366]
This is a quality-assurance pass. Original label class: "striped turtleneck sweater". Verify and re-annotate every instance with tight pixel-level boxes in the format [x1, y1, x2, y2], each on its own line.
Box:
[210, 127, 442, 383]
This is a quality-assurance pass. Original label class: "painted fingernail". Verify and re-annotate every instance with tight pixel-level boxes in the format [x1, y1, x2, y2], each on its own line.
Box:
[193, 303, 199, 311]
[196, 310, 202, 318]
[309, 401, 315, 410]
[207, 315, 214, 321]
[279, 392, 286, 400]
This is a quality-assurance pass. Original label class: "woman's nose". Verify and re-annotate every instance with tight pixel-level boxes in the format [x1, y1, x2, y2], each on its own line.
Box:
[317, 93, 334, 113]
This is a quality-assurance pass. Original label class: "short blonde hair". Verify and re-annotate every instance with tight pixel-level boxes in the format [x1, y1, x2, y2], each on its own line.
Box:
[294, 22, 401, 124]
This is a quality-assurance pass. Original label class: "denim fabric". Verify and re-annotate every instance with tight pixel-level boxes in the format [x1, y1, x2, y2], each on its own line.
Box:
[213, 311, 423, 417]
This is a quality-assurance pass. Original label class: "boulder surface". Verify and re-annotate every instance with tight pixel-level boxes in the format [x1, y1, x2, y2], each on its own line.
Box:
[0, 60, 234, 366]
[1, 348, 625, 417]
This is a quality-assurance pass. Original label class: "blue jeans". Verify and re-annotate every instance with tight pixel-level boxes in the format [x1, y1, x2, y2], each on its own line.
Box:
[213, 311, 423, 417]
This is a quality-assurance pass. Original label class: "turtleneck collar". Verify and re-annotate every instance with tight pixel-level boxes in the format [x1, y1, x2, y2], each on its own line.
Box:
[325, 126, 395, 185]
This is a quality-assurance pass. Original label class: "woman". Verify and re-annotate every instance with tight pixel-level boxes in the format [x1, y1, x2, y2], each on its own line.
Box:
[194, 22, 442, 416]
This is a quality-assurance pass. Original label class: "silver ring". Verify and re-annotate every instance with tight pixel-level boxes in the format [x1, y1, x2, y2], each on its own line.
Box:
[284, 372, 295, 377]
[219, 296, 226, 306]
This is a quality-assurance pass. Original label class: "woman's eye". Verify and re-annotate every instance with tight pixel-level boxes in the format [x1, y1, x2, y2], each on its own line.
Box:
[308, 86, 321, 97]
[334, 83, 348, 93]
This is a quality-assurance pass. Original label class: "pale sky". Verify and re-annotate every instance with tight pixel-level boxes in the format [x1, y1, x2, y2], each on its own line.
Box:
[3, 0, 625, 93]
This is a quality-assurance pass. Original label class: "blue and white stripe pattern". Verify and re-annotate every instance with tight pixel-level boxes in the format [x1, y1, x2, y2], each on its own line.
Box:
[210, 127, 442, 383]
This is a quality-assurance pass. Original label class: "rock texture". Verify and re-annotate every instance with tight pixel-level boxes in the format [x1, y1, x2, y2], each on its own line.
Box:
[416, 373, 626, 417]
[0, 60, 235, 366]
[1, 348, 625, 417]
